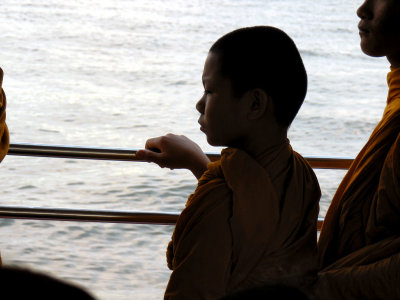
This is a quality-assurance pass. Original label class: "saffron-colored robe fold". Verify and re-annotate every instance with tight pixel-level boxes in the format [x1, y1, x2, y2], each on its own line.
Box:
[0, 67, 9, 163]
[165, 142, 320, 299]
[316, 67, 400, 299]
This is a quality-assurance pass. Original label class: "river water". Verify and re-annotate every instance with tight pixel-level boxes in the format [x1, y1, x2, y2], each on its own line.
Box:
[0, 0, 391, 299]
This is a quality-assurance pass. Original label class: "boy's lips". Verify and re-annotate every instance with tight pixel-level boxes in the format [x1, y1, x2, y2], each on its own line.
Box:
[198, 120, 205, 132]
[358, 22, 370, 34]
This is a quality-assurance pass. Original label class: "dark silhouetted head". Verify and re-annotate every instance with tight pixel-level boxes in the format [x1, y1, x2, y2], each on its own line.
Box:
[209, 26, 307, 127]
[0, 266, 96, 299]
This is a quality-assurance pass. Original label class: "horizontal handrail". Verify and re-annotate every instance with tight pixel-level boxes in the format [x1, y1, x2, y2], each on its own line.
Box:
[7, 143, 353, 169]
[7, 143, 221, 162]
[0, 206, 324, 230]
[0, 206, 178, 225]
[4, 144, 340, 230]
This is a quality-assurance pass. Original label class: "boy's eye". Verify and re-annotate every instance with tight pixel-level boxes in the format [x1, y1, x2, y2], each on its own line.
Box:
[204, 90, 211, 95]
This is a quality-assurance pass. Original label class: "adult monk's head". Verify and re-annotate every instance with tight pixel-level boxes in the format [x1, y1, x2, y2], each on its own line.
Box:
[357, 0, 400, 67]
[196, 26, 307, 148]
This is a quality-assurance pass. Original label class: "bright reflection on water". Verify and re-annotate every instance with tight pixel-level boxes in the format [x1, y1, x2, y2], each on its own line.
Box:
[0, 0, 391, 299]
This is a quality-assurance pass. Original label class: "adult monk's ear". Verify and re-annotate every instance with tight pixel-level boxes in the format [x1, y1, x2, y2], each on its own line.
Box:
[246, 88, 270, 120]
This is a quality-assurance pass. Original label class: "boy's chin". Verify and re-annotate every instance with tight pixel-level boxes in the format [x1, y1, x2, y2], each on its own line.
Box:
[206, 136, 225, 147]
[207, 140, 221, 147]
[360, 40, 386, 58]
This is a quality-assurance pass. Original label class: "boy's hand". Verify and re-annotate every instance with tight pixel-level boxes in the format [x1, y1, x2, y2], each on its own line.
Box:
[136, 134, 210, 179]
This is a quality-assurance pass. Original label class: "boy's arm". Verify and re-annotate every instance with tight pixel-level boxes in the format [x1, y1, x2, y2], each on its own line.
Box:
[165, 188, 232, 299]
[136, 134, 210, 179]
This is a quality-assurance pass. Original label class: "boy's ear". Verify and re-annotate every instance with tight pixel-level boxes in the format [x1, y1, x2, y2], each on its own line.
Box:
[246, 88, 270, 120]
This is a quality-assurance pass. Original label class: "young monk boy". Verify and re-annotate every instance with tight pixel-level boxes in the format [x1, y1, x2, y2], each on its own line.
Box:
[136, 26, 321, 299]
[316, 0, 400, 298]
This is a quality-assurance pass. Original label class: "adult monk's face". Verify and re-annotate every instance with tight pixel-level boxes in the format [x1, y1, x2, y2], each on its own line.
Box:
[357, 0, 400, 65]
[196, 52, 247, 147]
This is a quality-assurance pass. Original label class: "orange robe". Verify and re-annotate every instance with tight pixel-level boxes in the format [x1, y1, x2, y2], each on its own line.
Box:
[0, 67, 9, 266]
[0, 67, 9, 163]
[316, 67, 400, 299]
[165, 141, 320, 299]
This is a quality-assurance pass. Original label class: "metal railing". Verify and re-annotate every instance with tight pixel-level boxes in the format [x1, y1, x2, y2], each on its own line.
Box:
[0, 206, 179, 225]
[7, 143, 353, 169]
[2, 143, 353, 229]
[0, 206, 324, 230]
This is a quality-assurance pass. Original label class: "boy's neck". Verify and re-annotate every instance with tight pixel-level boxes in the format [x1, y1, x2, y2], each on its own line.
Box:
[239, 127, 288, 160]
[387, 53, 400, 68]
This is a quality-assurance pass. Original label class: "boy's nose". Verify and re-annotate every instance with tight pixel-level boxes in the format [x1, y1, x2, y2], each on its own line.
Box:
[196, 96, 205, 114]
[357, 0, 372, 20]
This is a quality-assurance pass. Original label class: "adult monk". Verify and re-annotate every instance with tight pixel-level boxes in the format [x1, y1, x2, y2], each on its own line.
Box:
[0, 67, 9, 267]
[0, 67, 9, 266]
[0, 68, 96, 299]
[137, 26, 320, 299]
[0, 67, 9, 164]
[315, 0, 400, 298]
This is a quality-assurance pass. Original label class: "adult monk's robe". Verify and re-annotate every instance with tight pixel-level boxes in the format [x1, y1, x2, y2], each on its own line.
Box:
[316, 67, 400, 299]
[0, 67, 9, 163]
[0, 68, 9, 266]
[165, 141, 321, 299]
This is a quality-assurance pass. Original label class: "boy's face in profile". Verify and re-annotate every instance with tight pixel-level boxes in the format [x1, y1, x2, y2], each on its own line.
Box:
[357, 0, 400, 59]
[196, 52, 247, 147]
